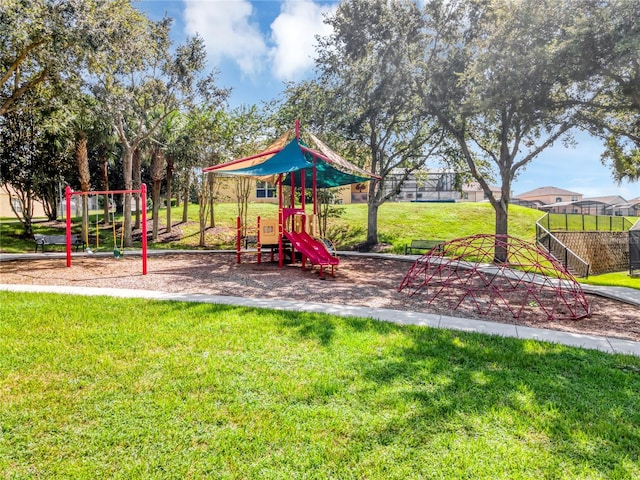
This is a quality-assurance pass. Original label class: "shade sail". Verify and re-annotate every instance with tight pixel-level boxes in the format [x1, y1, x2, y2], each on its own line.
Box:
[214, 137, 310, 176]
[204, 130, 378, 188]
[283, 160, 372, 189]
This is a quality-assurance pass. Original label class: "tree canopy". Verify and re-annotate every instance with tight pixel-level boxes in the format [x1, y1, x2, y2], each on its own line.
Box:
[1, 0, 638, 253]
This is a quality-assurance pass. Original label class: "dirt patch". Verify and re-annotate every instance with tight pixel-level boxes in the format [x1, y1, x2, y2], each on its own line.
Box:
[1, 253, 639, 341]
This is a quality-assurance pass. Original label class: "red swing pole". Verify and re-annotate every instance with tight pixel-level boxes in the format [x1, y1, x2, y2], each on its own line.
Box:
[278, 174, 283, 268]
[66, 186, 72, 267]
[141, 184, 148, 275]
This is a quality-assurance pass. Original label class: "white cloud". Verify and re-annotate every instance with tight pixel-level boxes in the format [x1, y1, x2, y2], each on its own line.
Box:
[183, 0, 267, 76]
[269, 0, 336, 80]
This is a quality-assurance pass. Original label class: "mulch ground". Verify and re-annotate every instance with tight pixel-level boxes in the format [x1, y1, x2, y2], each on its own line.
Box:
[1, 252, 639, 342]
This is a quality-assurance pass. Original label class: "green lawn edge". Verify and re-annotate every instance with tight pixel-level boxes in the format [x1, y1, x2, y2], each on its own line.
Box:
[1, 292, 639, 479]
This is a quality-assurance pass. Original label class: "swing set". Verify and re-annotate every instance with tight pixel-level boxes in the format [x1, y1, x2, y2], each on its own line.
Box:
[86, 198, 124, 257]
[65, 185, 148, 275]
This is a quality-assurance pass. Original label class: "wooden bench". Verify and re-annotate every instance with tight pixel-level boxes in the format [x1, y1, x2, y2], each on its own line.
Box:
[34, 234, 86, 253]
[405, 239, 444, 255]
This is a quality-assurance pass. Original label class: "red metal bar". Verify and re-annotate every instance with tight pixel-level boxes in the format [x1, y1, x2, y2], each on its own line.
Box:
[312, 157, 318, 216]
[67, 188, 144, 195]
[290, 166, 295, 210]
[141, 183, 148, 275]
[290, 169, 296, 263]
[278, 174, 283, 268]
[236, 216, 241, 264]
[300, 168, 306, 212]
[257, 216, 262, 264]
[295, 118, 300, 140]
[66, 186, 72, 267]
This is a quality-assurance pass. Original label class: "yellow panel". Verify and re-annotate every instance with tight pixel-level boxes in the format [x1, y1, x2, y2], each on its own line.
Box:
[260, 218, 279, 245]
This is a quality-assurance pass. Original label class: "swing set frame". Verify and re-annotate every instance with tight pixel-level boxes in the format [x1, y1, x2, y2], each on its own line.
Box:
[65, 185, 148, 275]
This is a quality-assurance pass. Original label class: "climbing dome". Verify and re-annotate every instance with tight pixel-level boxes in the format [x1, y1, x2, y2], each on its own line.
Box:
[398, 234, 590, 320]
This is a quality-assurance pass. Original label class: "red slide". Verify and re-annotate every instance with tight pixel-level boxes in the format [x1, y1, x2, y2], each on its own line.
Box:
[283, 231, 339, 266]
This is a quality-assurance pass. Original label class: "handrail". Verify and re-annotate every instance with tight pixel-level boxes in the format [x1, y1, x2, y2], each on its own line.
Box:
[535, 221, 591, 278]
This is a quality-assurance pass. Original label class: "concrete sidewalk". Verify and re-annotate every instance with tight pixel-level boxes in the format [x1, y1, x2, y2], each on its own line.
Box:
[2, 283, 639, 357]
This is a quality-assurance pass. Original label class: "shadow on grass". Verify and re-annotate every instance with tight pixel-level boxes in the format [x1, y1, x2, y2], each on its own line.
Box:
[355, 325, 640, 477]
[3, 292, 639, 477]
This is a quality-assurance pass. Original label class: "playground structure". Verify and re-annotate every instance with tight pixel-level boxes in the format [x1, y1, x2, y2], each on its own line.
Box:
[65, 185, 148, 275]
[204, 121, 378, 276]
[399, 234, 591, 321]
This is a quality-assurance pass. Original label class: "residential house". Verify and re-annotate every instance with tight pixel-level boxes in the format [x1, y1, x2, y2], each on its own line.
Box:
[539, 195, 629, 215]
[514, 186, 583, 205]
[380, 169, 462, 203]
[0, 184, 47, 218]
[606, 197, 640, 217]
[461, 181, 503, 202]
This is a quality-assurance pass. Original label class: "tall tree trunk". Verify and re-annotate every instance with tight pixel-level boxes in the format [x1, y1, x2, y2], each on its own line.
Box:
[366, 201, 379, 248]
[133, 147, 141, 230]
[198, 178, 211, 247]
[208, 172, 215, 228]
[492, 173, 512, 263]
[122, 147, 133, 247]
[365, 179, 380, 247]
[76, 131, 90, 247]
[24, 192, 34, 236]
[182, 177, 190, 222]
[150, 147, 165, 242]
[494, 200, 509, 263]
[101, 158, 110, 226]
[6, 185, 34, 235]
[165, 157, 173, 233]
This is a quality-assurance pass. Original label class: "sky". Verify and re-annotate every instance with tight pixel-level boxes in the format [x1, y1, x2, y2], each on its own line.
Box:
[136, 0, 638, 201]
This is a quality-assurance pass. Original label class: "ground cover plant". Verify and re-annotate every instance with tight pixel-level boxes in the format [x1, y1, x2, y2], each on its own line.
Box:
[1, 292, 639, 479]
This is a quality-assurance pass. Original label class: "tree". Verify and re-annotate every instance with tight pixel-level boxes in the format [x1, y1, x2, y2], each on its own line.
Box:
[310, 0, 449, 247]
[567, 0, 640, 183]
[418, 0, 583, 261]
[1, 0, 135, 228]
[1, 0, 65, 115]
[0, 87, 72, 234]
[75, 129, 90, 245]
[223, 106, 267, 238]
[1, 0, 134, 116]
[150, 145, 165, 242]
[90, 5, 225, 246]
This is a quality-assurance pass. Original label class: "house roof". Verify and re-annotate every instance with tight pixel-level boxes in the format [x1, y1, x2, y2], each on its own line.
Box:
[582, 195, 627, 205]
[515, 186, 582, 198]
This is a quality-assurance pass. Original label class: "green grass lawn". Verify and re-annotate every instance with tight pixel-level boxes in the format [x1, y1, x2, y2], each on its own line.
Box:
[581, 271, 640, 290]
[1, 292, 639, 479]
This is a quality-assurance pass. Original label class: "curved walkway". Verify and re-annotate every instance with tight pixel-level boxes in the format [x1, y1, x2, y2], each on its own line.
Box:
[1, 250, 639, 356]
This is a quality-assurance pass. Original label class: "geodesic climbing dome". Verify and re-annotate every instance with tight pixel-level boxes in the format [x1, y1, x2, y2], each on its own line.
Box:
[398, 234, 590, 321]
